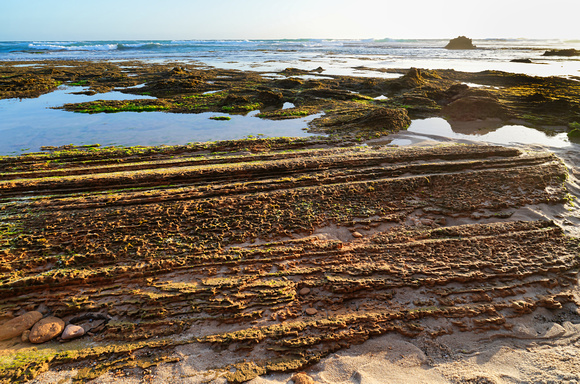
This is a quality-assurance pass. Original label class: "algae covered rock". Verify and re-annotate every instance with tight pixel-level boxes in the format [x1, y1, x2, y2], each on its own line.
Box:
[568, 129, 580, 140]
[0, 311, 42, 341]
[298, 88, 357, 101]
[350, 107, 412, 130]
[275, 77, 304, 89]
[442, 96, 512, 121]
[445, 36, 476, 49]
[29, 316, 65, 344]
[257, 90, 284, 105]
[311, 106, 411, 137]
[388, 67, 442, 91]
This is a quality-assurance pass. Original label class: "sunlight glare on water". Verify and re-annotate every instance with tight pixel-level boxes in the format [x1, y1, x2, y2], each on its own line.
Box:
[403, 118, 573, 148]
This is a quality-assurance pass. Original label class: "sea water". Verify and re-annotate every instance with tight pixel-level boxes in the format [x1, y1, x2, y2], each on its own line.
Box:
[1, 39, 580, 78]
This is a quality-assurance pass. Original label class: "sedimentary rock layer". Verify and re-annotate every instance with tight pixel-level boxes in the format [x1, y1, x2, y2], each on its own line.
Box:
[0, 143, 578, 383]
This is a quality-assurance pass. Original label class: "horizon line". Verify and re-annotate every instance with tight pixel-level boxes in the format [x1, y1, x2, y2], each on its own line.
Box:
[2, 37, 579, 42]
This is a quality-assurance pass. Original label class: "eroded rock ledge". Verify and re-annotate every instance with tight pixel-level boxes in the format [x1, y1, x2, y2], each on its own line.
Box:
[0, 142, 578, 383]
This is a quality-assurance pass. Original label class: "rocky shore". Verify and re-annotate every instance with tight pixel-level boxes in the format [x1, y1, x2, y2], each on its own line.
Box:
[1, 60, 579, 143]
[0, 61, 579, 384]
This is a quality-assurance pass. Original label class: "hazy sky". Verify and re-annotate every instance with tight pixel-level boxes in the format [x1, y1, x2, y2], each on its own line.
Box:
[1, 0, 578, 41]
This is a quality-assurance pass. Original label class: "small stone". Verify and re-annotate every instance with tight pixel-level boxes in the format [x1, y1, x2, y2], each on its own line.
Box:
[61, 324, 85, 340]
[21, 330, 30, 343]
[352, 231, 363, 238]
[299, 288, 311, 296]
[305, 308, 317, 316]
[291, 372, 316, 384]
[0, 311, 43, 341]
[29, 316, 65, 344]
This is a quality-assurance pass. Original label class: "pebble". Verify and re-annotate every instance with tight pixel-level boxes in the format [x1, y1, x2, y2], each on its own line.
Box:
[291, 372, 316, 384]
[305, 308, 317, 316]
[29, 316, 65, 344]
[299, 287, 311, 296]
[21, 330, 30, 343]
[352, 231, 363, 238]
[0, 311, 43, 341]
[61, 324, 85, 340]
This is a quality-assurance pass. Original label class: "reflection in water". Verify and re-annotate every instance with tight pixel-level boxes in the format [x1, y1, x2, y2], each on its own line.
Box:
[405, 118, 572, 148]
[0, 86, 321, 155]
[388, 118, 580, 235]
[446, 118, 505, 135]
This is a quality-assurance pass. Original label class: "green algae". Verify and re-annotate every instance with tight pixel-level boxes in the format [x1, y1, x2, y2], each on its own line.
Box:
[76, 102, 170, 113]
[256, 109, 312, 119]
[0, 334, 185, 383]
[221, 102, 262, 112]
[69, 80, 88, 86]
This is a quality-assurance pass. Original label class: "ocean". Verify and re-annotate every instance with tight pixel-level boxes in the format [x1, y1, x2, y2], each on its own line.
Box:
[1, 38, 580, 78]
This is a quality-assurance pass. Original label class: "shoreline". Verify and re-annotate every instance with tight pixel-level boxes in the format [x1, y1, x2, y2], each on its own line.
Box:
[3, 38, 580, 79]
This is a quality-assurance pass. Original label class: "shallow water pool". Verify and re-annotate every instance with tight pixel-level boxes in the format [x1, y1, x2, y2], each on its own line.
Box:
[391, 117, 574, 149]
[0, 87, 321, 155]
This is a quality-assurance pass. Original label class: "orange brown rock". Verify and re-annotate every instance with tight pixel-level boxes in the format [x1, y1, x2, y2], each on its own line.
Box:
[291, 372, 316, 384]
[299, 288, 311, 296]
[29, 316, 65, 344]
[0, 311, 42, 341]
[305, 308, 318, 316]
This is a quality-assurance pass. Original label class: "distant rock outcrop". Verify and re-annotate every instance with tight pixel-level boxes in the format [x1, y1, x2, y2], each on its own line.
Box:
[445, 36, 476, 50]
[511, 58, 533, 63]
[542, 49, 580, 57]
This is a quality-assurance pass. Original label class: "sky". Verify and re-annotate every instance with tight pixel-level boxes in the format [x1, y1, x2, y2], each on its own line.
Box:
[1, 0, 578, 41]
